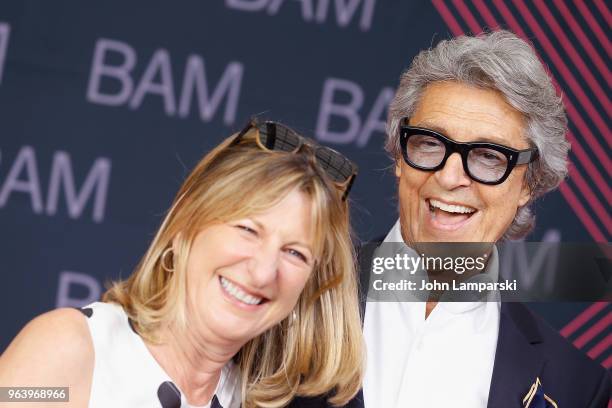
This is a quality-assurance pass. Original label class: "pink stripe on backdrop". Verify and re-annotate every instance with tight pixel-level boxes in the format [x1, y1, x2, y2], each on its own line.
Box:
[560, 302, 608, 337]
[574, 0, 612, 58]
[574, 312, 612, 348]
[567, 164, 612, 235]
[511, 0, 610, 143]
[492, 0, 528, 37]
[492, 0, 612, 176]
[554, 0, 612, 86]
[564, 97, 612, 172]
[533, 0, 611, 114]
[593, 0, 612, 40]
[587, 333, 612, 359]
[558, 183, 606, 242]
[566, 130, 612, 204]
[451, 0, 482, 34]
[472, 0, 500, 28]
[605, 354, 612, 369]
[432, 0, 463, 36]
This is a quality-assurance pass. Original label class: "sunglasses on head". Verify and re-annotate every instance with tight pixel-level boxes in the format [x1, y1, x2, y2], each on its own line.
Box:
[232, 119, 358, 200]
[399, 118, 538, 185]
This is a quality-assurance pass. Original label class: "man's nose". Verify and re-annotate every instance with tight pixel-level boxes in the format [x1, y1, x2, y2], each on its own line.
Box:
[247, 245, 279, 288]
[434, 152, 472, 189]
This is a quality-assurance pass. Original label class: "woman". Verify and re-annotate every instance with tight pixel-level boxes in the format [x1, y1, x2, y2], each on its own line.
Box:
[0, 119, 364, 408]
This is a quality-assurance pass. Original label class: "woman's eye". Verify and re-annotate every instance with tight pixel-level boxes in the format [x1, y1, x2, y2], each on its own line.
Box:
[286, 248, 308, 263]
[236, 225, 258, 235]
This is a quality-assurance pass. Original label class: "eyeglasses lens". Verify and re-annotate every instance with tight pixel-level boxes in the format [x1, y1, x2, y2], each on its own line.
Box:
[258, 122, 355, 184]
[406, 134, 446, 168]
[406, 134, 509, 183]
[314, 147, 354, 182]
[258, 124, 301, 152]
[466, 148, 508, 182]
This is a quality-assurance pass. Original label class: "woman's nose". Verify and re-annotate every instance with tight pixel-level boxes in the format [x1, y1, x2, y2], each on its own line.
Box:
[247, 245, 279, 288]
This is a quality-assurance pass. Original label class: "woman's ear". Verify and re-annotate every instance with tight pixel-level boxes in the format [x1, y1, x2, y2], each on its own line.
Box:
[170, 230, 184, 251]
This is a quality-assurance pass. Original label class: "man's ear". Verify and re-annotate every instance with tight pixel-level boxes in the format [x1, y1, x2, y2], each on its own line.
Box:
[518, 179, 532, 207]
[395, 160, 402, 178]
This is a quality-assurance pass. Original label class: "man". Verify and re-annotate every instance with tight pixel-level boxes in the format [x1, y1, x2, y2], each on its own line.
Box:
[361, 29, 611, 408]
[292, 30, 610, 408]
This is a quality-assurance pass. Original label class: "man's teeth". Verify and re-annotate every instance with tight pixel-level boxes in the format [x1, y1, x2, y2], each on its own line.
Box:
[220, 277, 263, 305]
[429, 199, 475, 214]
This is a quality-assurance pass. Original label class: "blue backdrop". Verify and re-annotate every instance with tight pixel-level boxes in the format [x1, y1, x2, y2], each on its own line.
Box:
[0, 0, 609, 369]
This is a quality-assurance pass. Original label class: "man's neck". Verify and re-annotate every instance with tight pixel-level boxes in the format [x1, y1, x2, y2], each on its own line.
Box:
[425, 301, 437, 319]
[422, 252, 494, 319]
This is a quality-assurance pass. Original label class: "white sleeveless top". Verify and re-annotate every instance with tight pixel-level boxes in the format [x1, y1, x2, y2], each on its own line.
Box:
[81, 302, 241, 408]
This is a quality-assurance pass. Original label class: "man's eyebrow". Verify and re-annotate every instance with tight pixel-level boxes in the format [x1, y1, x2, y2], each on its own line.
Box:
[413, 120, 513, 146]
[414, 120, 449, 135]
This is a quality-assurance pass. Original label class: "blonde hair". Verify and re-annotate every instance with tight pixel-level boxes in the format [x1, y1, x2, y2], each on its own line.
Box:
[103, 128, 364, 407]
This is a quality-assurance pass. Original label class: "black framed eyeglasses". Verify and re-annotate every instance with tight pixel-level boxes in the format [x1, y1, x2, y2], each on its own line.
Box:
[399, 119, 538, 185]
[232, 118, 358, 200]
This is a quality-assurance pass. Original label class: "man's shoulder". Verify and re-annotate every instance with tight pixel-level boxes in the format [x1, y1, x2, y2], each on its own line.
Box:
[506, 303, 604, 374]
[502, 303, 610, 406]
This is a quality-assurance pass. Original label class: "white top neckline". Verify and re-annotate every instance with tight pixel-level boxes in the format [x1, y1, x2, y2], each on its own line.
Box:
[83, 301, 241, 408]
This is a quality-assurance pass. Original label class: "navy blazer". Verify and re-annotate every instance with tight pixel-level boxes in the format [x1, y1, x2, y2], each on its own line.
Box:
[289, 244, 611, 408]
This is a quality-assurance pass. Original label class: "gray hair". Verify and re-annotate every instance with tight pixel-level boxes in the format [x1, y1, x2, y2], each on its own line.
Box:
[386, 30, 569, 240]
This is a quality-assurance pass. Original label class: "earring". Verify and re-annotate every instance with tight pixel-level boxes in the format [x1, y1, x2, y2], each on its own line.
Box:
[161, 247, 175, 273]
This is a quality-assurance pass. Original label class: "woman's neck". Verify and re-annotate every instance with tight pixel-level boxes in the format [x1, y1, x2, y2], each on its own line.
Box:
[146, 324, 243, 406]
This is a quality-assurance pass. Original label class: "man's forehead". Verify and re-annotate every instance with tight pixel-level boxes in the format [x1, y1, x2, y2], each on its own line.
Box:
[411, 119, 519, 146]
[410, 82, 528, 146]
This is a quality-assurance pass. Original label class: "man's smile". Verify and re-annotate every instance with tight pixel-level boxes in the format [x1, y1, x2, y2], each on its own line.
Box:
[424, 198, 478, 232]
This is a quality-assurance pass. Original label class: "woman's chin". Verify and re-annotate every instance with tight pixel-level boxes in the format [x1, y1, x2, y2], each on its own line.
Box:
[205, 310, 266, 342]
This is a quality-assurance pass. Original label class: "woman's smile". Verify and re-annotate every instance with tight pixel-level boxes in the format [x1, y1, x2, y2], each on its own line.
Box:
[218, 276, 268, 308]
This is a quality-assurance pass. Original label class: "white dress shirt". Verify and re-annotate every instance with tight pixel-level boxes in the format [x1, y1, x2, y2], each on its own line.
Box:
[363, 221, 501, 408]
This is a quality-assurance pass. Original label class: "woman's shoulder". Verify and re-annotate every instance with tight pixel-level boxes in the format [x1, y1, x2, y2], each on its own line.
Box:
[0, 307, 94, 401]
[30, 306, 93, 336]
[0, 307, 93, 375]
[5, 302, 130, 358]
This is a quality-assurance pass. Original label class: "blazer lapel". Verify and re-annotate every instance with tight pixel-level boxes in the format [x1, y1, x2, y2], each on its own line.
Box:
[487, 303, 546, 408]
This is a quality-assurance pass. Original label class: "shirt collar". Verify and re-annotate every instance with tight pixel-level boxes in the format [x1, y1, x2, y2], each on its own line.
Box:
[382, 219, 501, 314]
[384, 219, 404, 243]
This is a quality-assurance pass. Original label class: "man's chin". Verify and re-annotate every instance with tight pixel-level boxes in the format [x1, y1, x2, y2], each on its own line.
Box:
[417, 226, 482, 243]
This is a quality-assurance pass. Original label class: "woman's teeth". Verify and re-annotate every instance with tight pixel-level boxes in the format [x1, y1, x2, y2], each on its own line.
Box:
[429, 199, 475, 214]
[220, 276, 263, 305]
